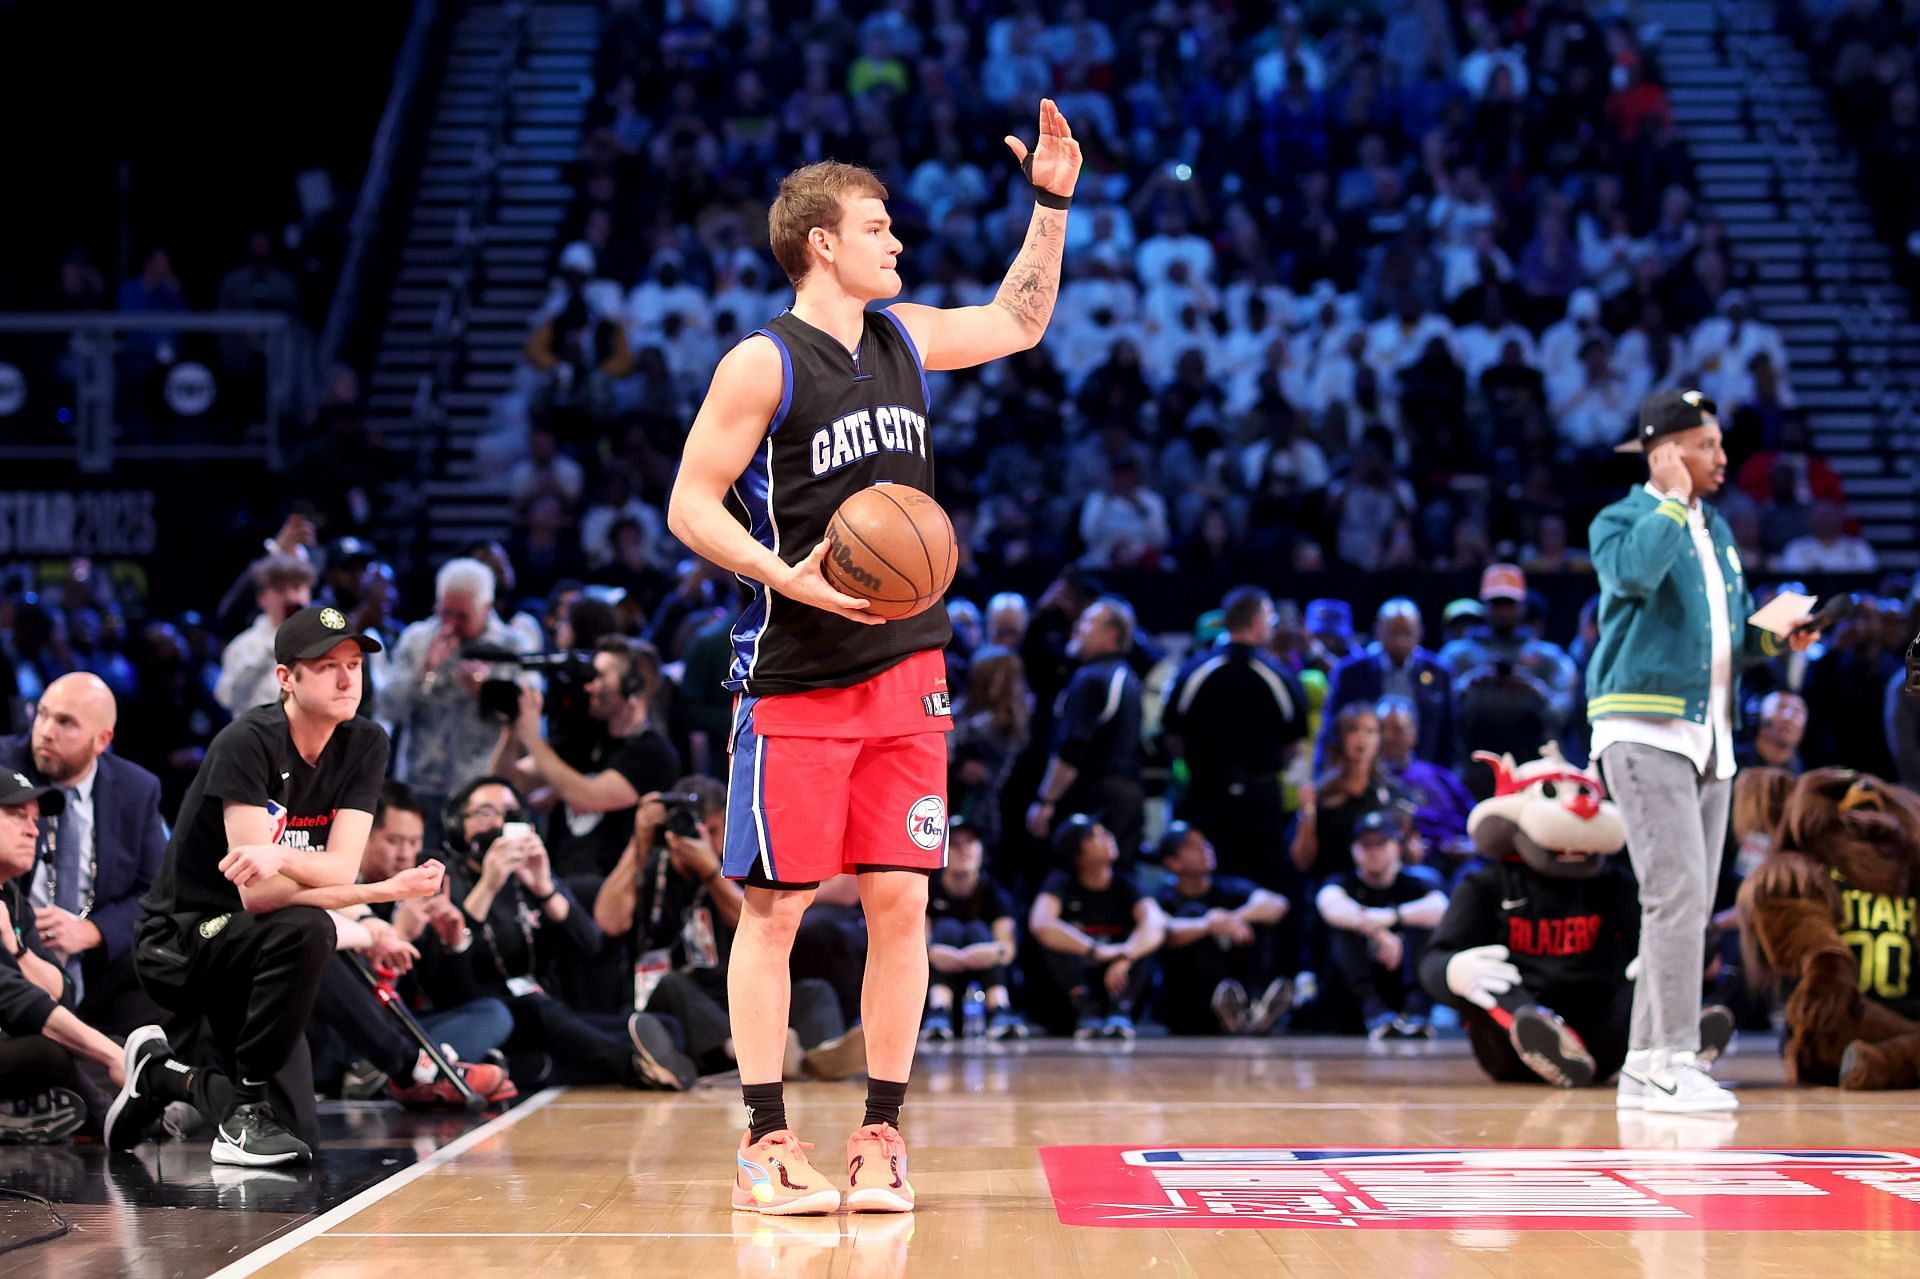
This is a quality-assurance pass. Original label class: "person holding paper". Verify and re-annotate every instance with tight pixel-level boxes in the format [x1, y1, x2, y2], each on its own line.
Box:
[1588, 389, 1821, 1114]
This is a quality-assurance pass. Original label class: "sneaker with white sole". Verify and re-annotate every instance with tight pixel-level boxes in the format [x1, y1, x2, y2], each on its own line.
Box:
[211, 1102, 312, 1167]
[0, 1088, 87, 1144]
[104, 1025, 177, 1151]
[1635, 1050, 1738, 1113]
[1211, 979, 1250, 1034]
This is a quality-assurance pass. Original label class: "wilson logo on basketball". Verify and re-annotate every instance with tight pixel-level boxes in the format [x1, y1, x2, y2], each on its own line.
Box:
[829, 538, 882, 590]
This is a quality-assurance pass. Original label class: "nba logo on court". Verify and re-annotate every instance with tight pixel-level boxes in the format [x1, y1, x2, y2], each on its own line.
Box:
[907, 795, 945, 851]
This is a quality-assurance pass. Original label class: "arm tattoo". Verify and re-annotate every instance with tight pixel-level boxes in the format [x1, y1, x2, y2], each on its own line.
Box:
[993, 207, 1067, 336]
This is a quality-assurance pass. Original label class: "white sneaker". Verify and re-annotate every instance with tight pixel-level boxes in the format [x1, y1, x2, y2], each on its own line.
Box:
[1616, 1049, 1652, 1109]
[1640, 1051, 1738, 1114]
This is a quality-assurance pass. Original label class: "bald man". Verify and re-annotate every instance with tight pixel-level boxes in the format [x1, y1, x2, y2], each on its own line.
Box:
[0, 674, 169, 1037]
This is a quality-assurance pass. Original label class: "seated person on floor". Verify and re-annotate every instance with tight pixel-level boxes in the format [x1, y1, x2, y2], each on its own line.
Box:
[1153, 822, 1293, 1035]
[921, 821, 1026, 1042]
[1738, 766, 1920, 1090]
[310, 782, 517, 1108]
[593, 776, 865, 1080]
[1315, 810, 1447, 1039]
[438, 774, 695, 1092]
[0, 776, 129, 1144]
[1419, 748, 1731, 1088]
[1028, 816, 1165, 1040]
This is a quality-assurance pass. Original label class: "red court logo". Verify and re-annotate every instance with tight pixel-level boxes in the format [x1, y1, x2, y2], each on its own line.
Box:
[1039, 1146, 1920, 1230]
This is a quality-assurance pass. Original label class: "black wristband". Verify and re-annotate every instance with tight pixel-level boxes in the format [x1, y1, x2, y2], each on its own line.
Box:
[530, 886, 558, 904]
[1020, 153, 1072, 210]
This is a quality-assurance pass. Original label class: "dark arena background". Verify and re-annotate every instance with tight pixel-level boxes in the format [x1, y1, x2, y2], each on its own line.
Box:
[2, 0, 1920, 1275]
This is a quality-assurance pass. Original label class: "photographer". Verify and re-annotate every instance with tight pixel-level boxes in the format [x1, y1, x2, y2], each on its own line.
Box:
[438, 776, 695, 1092]
[593, 778, 864, 1080]
[380, 558, 533, 837]
[491, 638, 682, 895]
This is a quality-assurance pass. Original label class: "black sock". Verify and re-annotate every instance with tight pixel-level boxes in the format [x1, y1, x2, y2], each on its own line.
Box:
[863, 1077, 908, 1130]
[151, 1055, 195, 1105]
[233, 1076, 270, 1108]
[743, 1082, 787, 1143]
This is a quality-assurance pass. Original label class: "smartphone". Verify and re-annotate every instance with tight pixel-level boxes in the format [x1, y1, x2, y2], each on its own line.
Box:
[500, 821, 534, 843]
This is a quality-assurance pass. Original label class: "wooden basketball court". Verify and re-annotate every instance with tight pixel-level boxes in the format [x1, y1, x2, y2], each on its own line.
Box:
[129, 1036, 1920, 1278]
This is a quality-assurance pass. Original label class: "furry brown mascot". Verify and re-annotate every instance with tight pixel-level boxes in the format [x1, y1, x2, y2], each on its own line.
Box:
[1736, 766, 1920, 1089]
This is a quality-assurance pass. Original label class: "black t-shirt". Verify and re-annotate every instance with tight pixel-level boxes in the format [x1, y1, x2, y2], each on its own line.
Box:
[1162, 644, 1306, 788]
[143, 704, 389, 917]
[1156, 873, 1259, 919]
[1039, 868, 1143, 941]
[629, 845, 734, 976]
[544, 727, 683, 880]
[928, 873, 1013, 925]
[1331, 866, 1438, 912]
[1419, 861, 1640, 1001]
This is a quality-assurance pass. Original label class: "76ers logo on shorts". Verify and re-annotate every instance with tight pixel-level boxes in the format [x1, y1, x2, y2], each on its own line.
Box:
[907, 796, 946, 851]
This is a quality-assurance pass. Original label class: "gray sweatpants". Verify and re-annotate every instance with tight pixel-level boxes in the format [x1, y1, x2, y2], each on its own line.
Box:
[1597, 741, 1732, 1054]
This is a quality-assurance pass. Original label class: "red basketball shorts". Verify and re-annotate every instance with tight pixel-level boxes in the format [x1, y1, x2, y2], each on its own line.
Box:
[723, 650, 952, 886]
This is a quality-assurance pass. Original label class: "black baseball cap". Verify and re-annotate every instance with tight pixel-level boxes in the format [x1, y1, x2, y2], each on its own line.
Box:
[1614, 388, 1719, 454]
[1352, 810, 1402, 843]
[0, 769, 64, 814]
[274, 605, 384, 665]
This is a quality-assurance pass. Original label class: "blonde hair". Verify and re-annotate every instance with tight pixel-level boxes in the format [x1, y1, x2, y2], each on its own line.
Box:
[768, 161, 888, 286]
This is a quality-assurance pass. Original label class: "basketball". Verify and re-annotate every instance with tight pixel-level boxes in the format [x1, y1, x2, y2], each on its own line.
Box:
[822, 483, 957, 620]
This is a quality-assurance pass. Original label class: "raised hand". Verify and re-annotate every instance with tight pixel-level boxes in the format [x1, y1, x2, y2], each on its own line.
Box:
[1004, 98, 1083, 199]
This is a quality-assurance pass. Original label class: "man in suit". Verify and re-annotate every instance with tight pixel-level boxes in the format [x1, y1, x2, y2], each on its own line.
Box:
[1318, 599, 1454, 769]
[0, 673, 169, 1037]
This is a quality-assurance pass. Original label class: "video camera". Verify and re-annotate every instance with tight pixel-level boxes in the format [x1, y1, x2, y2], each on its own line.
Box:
[474, 649, 598, 726]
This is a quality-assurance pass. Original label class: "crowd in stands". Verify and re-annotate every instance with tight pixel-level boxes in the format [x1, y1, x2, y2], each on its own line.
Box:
[503, 0, 1877, 597]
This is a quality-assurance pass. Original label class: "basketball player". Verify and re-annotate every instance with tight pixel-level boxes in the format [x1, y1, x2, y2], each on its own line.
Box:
[667, 100, 1080, 1214]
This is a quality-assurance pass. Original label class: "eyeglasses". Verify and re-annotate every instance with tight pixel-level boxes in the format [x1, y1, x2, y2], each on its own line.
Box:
[462, 804, 519, 822]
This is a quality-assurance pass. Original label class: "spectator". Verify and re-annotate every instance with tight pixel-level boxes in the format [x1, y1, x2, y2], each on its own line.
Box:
[1735, 690, 1808, 774]
[1153, 823, 1291, 1036]
[948, 646, 1030, 857]
[492, 638, 683, 893]
[1374, 696, 1476, 871]
[1777, 503, 1880, 574]
[1734, 413, 1843, 508]
[1291, 703, 1407, 883]
[0, 674, 168, 1038]
[379, 558, 535, 826]
[593, 779, 863, 1080]
[1440, 563, 1581, 746]
[1162, 587, 1308, 885]
[214, 555, 316, 717]
[440, 776, 693, 1091]
[920, 823, 1025, 1041]
[1803, 598, 1901, 778]
[0, 777, 129, 1145]
[1314, 810, 1448, 1038]
[1077, 456, 1171, 569]
[1028, 816, 1164, 1039]
[1890, 664, 1920, 791]
[1319, 599, 1454, 769]
[508, 426, 588, 523]
[1027, 597, 1144, 859]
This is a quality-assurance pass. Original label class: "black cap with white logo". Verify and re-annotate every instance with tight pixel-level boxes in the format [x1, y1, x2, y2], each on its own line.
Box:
[0, 770, 64, 814]
[1352, 809, 1403, 842]
[1614, 388, 1719, 454]
[274, 605, 384, 666]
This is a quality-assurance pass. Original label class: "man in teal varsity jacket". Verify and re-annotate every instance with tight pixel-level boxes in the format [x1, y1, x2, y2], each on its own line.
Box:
[1588, 388, 1821, 1114]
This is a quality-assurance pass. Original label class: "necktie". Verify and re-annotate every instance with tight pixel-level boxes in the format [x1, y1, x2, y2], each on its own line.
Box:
[53, 790, 81, 914]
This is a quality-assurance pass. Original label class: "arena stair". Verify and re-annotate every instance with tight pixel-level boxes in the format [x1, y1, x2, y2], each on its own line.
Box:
[363, 0, 600, 564]
[1653, 0, 1919, 570]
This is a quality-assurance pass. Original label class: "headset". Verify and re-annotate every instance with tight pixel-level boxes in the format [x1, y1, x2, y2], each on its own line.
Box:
[442, 774, 528, 857]
[596, 636, 660, 701]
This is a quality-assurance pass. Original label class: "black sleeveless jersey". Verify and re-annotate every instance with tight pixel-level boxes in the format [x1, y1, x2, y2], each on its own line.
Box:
[723, 307, 951, 696]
